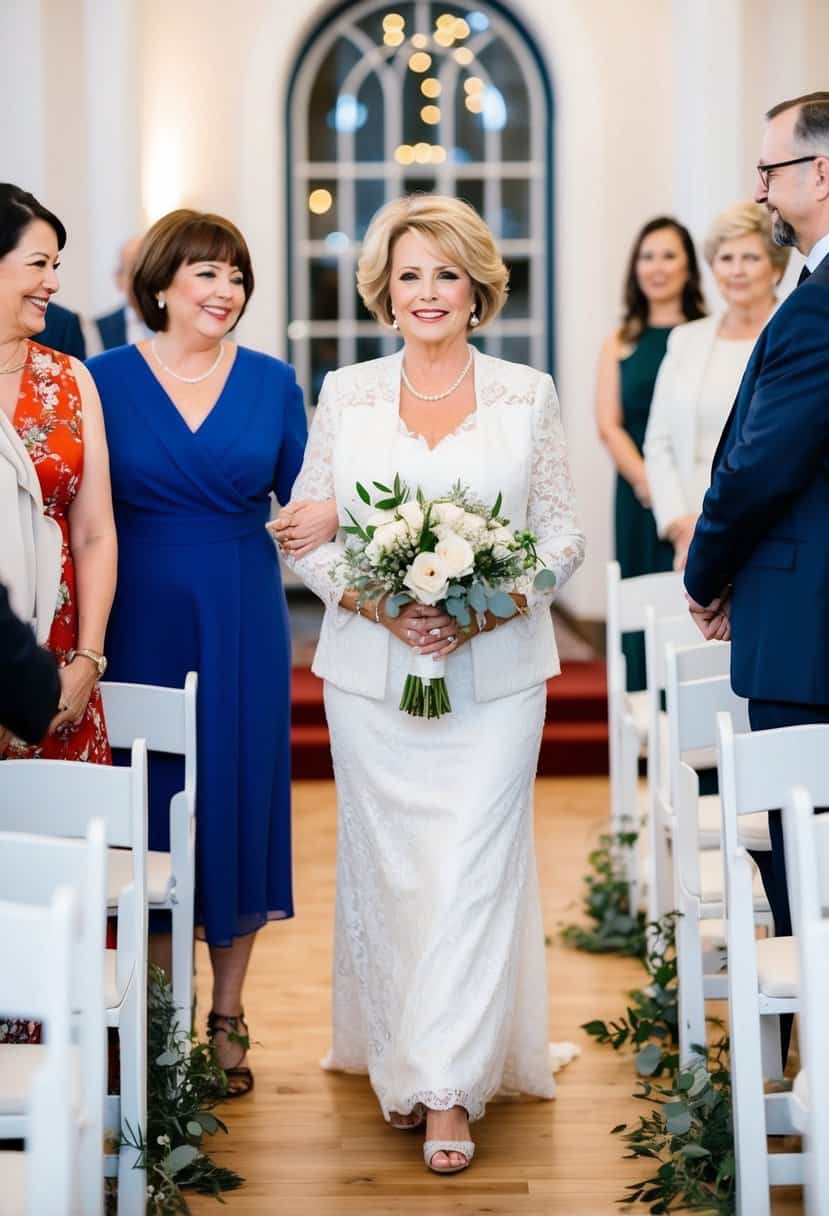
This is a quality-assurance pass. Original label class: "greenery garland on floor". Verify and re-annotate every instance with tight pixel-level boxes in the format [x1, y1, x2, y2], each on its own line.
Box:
[114, 964, 244, 1215]
[563, 832, 735, 1214]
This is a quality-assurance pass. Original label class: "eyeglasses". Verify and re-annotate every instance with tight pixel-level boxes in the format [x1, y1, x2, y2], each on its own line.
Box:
[756, 155, 820, 190]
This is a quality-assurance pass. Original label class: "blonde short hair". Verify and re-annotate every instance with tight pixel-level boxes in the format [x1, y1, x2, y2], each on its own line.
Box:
[703, 200, 790, 275]
[357, 194, 509, 329]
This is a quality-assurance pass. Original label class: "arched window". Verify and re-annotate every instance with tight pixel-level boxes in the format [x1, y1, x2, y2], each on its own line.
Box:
[287, 1, 553, 403]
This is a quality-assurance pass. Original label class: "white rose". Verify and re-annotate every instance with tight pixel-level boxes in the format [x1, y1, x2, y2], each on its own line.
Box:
[493, 543, 513, 561]
[434, 531, 475, 579]
[402, 551, 450, 605]
[460, 511, 487, 538]
[431, 501, 465, 527]
[396, 501, 424, 532]
[366, 519, 409, 561]
[489, 525, 515, 547]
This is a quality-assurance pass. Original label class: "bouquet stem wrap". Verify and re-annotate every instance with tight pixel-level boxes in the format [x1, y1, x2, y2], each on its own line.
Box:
[399, 653, 452, 719]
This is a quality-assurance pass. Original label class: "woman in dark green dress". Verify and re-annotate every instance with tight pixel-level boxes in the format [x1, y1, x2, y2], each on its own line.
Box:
[596, 217, 706, 689]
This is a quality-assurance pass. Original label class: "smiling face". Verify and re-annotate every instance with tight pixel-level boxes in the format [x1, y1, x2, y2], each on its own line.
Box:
[634, 226, 689, 306]
[754, 105, 821, 251]
[388, 228, 476, 348]
[0, 219, 60, 342]
[162, 258, 246, 342]
[710, 232, 779, 310]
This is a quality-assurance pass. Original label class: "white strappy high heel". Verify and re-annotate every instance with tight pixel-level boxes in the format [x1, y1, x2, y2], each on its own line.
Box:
[423, 1138, 475, 1174]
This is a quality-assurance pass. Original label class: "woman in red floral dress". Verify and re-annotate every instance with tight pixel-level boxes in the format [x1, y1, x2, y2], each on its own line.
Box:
[0, 184, 117, 1043]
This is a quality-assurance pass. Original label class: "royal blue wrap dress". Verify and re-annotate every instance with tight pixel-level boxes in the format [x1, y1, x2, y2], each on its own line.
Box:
[87, 345, 307, 945]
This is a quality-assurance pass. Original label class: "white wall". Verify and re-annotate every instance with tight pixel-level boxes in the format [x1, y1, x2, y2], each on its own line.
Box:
[21, 0, 828, 617]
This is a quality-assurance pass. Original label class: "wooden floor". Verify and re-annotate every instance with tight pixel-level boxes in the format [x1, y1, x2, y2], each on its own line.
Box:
[190, 777, 804, 1215]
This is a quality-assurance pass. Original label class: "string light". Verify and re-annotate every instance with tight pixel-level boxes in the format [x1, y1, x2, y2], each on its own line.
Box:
[464, 76, 484, 95]
[453, 47, 474, 65]
[411, 33, 428, 48]
[421, 77, 441, 98]
[382, 12, 405, 31]
[420, 104, 440, 124]
[453, 17, 471, 38]
[408, 51, 432, 72]
[413, 142, 432, 163]
[465, 94, 483, 114]
[430, 145, 447, 164]
[308, 188, 333, 215]
[394, 144, 416, 164]
[383, 29, 405, 46]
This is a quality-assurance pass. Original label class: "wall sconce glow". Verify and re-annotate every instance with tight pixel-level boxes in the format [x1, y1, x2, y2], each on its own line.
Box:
[453, 47, 474, 65]
[325, 231, 350, 253]
[327, 94, 368, 133]
[413, 142, 432, 164]
[411, 33, 428, 48]
[382, 12, 405, 31]
[467, 11, 489, 31]
[408, 51, 432, 72]
[383, 29, 405, 46]
[144, 128, 183, 222]
[420, 104, 441, 125]
[421, 77, 441, 98]
[394, 144, 416, 165]
[481, 86, 507, 131]
[308, 188, 334, 215]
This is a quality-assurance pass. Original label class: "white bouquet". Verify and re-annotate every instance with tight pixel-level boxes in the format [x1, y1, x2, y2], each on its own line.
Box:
[337, 474, 556, 718]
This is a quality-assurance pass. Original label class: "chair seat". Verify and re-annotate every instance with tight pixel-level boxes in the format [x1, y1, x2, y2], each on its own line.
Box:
[106, 847, 174, 906]
[0, 1044, 80, 1117]
[699, 848, 768, 908]
[0, 1150, 25, 1216]
[696, 797, 771, 850]
[756, 935, 799, 998]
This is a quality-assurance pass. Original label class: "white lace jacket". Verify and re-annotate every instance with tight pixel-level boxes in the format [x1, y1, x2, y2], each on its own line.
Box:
[283, 348, 586, 701]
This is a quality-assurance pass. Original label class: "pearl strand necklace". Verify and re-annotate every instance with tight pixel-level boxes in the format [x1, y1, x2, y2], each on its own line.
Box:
[151, 338, 225, 384]
[401, 347, 473, 402]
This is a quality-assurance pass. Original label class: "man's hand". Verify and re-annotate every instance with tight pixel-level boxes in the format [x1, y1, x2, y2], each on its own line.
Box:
[685, 588, 731, 641]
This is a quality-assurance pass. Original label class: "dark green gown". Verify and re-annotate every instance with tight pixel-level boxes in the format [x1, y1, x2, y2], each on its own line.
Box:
[615, 326, 675, 691]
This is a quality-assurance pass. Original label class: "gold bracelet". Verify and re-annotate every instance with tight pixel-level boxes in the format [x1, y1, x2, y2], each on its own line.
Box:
[374, 596, 384, 624]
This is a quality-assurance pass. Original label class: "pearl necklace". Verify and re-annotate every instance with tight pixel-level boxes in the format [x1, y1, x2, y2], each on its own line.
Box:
[151, 338, 225, 384]
[401, 347, 473, 402]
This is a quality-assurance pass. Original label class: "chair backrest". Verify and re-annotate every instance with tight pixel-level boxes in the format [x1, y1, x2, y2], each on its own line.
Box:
[0, 889, 77, 1216]
[606, 562, 686, 695]
[717, 713, 829, 862]
[644, 610, 704, 697]
[100, 673, 197, 797]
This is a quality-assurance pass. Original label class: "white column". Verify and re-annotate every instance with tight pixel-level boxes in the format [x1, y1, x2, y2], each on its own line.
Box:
[1, 1, 46, 196]
[82, 0, 142, 314]
[672, 0, 744, 240]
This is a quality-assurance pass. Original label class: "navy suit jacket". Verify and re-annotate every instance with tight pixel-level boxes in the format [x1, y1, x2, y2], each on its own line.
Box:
[38, 301, 86, 360]
[95, 306, 127, 351]
[0, 584, 60, 742]
[684, 251, 829, 704]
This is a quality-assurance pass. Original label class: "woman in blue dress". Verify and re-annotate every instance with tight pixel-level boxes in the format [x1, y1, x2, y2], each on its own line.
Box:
[88, 209, 330, 1093]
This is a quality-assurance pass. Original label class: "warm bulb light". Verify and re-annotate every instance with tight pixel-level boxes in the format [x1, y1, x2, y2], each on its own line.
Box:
[453, 17, 471, 38]
[430, 145, 447, 164]
[420, 104, 440, 124]
[421, 77, 441, 98]
[411, 33, 428, 48]
[413, 142, 432, 163]
[308, 188, 334, 215]
[464, 76, 484, 94]
[465, 94, 483, 114]
[453, 47, 474, 65]
[434, 28, 455, 46]
[382, 12, 405, 30]
[383, 29, 405, 46]
[435, 13, 456, 28]
[408, 51, 432, 72]
[394, 144, 416, 164]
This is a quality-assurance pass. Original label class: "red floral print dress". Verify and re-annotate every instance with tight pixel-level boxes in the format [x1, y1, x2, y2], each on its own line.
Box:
[0, 340, 111, 1046]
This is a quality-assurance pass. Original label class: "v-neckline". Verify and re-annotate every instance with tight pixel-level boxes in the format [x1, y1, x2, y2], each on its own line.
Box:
[132, 342, 242, 436]
[394, 345, 479, 452]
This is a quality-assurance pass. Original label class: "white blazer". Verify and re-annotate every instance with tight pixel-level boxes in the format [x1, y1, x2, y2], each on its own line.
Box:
[283, 348, 585, 702]
[644, 313, 765, 537]
[0, 410, 62, 643]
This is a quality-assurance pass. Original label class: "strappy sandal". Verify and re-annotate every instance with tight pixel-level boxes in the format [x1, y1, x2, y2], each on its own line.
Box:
[423, 1138, 475, 1174]
[206, 1009, 254, 1099]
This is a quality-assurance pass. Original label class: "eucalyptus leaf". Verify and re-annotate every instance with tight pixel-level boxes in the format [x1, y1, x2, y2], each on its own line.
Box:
[186, 1120, 203, 1137]
[664, 1103, 692, 1136]
[163, 1143, 201, 1176]
[679, 1143, 711, 1158]
[356, 482, 370, 505]
[468, 583, 487, 613]
[445, 599, 464, 619]
[636, 1043, 662, 1076]
[155, 1049, 179, 1067]
[374, 497, 399, 511]
[373, 481, 391, 493]
[487, 590, 517, 618]
[455, 602, 471, 628]
[446, 583, 466, 598]
[533, 568, 557, 590]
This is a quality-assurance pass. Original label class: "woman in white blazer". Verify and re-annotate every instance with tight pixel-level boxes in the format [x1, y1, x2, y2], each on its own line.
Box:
[644, 201, 790, 567]
[274, 195, 584, 1174]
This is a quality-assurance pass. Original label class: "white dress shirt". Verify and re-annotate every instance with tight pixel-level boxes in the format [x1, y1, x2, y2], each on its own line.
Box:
[806, 231, 829, 272]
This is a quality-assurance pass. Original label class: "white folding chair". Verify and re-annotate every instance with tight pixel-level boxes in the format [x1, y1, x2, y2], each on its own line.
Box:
[0, 888, 77, 1216]
[642, 610, 713, 926]
[606, 562, 686, 908]
[784, 785, 829, 1216]
[718, 714, 829, 1215]
[0, 745, 148, 1216]
[0, 822, 106, 1216]
[100, 675, 197, 1039]
[665, 652, 771, 1064]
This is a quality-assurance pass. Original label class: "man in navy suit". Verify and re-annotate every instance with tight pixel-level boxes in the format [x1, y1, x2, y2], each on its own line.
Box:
[38, 299, 86, 359]
[684, 92, 829, 947]
[94, 236, 148, 349]
[0, 584, 61, 747]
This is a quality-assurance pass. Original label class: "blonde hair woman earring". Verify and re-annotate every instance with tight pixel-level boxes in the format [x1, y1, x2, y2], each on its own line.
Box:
[644, 201, 790, 569]
[275, 194, 585, 1175]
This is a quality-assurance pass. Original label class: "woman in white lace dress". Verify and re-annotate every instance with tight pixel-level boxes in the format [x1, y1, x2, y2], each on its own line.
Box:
[274, 195, 585, 1174]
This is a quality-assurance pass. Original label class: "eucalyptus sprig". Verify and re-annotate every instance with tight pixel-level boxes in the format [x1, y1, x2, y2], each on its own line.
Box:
[561, 831, 647, 957]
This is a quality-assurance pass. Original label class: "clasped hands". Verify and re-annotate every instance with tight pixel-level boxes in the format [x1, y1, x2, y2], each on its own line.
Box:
[268, 499, 340, 558]
[686, 586, 731, 642]
[0, 656, 97, 758]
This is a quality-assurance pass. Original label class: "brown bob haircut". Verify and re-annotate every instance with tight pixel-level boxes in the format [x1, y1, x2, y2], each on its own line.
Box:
[132, 209, 255, 332]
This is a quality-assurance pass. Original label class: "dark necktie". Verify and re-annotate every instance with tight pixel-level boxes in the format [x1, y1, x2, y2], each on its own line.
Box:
[798, 264, 812, 286]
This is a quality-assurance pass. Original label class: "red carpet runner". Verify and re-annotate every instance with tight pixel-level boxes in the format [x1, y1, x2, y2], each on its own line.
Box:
[291, 661, 608, 779]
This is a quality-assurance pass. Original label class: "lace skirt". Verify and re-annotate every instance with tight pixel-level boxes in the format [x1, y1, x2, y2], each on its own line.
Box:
[321, 638, 556, 1123]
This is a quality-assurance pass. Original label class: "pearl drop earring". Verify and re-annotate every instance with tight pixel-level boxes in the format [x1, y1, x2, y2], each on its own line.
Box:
[392, 312, 399, 330]
[157, 295, 166, 310]
[469, 311, 479, 328]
